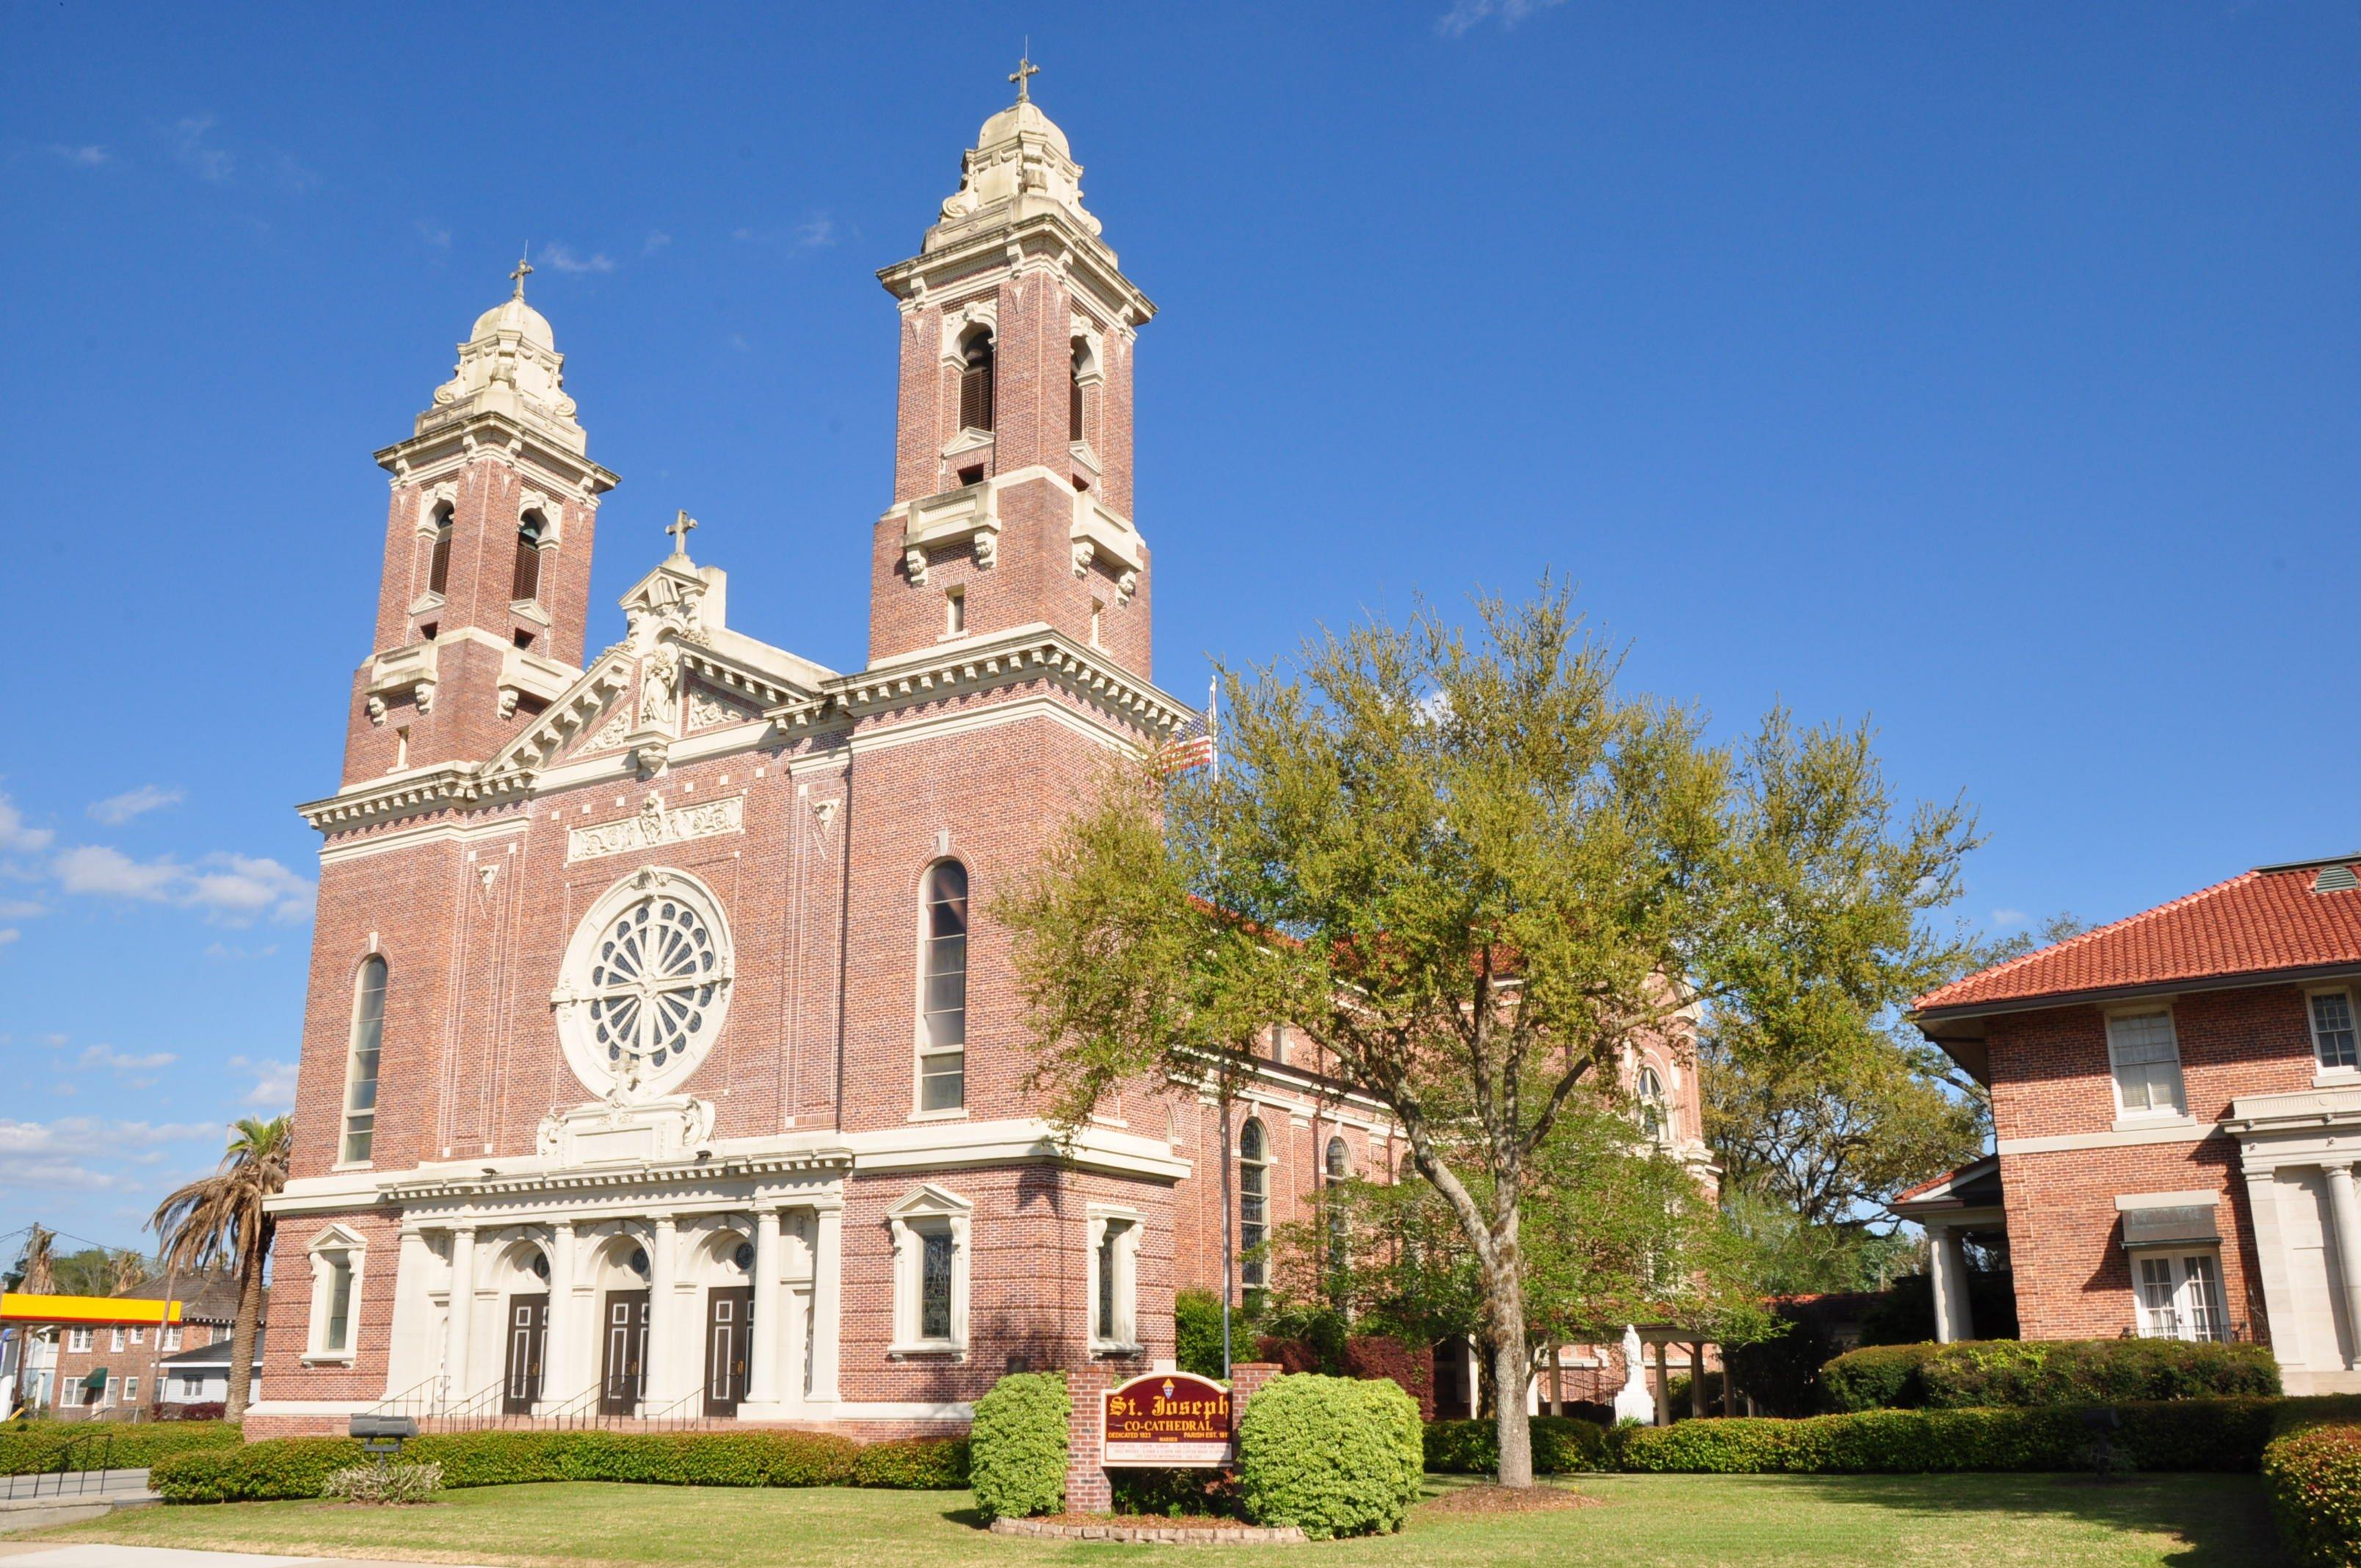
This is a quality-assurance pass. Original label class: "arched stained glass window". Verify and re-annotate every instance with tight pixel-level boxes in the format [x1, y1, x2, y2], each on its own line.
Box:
[1239, 1117, 1269, 1290]
[918, 863, 968, 1111]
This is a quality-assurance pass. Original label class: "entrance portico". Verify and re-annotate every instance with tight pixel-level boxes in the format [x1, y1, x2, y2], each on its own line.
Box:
[2227, 1081, 2361, 1394]
[381, 1145, 849, 1423]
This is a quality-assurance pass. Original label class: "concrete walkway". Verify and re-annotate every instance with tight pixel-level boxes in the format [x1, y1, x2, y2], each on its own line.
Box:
[0, 1549, 501, 1568]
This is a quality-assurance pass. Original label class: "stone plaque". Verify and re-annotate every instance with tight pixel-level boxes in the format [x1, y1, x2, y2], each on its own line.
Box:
[567, 792, 744, 863]
[1103, 1372, 1233, 1467]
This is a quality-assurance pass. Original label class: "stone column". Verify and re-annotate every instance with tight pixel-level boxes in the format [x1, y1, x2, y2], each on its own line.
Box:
[1690, 1343, 1708, 1417]
[443, 1226, 476, 1408]
[646, 1216, 679, 1407]
[1652, 1339, 1671, 1426]
[745, 1208, 782, 1410]
[2324, 1164, 2361, 1368]
[1929, 1224, 1976, 1343]
[808, 1205, 843, 1404]
[545, 1221, 576, 1403]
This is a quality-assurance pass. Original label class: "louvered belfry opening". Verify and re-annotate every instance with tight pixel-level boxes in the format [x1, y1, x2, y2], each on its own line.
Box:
[426, 501, 455, 595]
[511, 511, 545, 603]
[1069, 338, 1087, 443]
[959, 329, 995, 432]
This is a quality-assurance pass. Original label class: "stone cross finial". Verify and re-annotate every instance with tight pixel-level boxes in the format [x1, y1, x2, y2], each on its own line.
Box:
[1009, 51, 1038, 103]
[666, 509, 698, 557]
[510, 251, 534, 299]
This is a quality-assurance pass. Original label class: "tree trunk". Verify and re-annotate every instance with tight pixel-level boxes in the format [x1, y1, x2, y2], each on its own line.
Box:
[225, 1241, 265, 1421]
[1485, 1261, 1534, 1487]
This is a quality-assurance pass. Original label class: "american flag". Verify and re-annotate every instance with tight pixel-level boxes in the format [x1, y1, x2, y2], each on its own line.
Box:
[1159, 678, 1219, 777]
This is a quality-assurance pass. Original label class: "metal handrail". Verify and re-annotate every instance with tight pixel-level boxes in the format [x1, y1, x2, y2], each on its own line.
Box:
[419, 1379, 507, 1432]
[532, 1384, 604, 1431]
[641, 1388, 705, 1432]
[362, 1376, 444, 1420]
[2, 1429, 115, 1501]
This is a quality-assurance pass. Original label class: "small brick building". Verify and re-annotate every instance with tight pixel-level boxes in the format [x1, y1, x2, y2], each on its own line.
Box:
[1907, 854, 2361, 1394]
[4, 1273, 246, 1417]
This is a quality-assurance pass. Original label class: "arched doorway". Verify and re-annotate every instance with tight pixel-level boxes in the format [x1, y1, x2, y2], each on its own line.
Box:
[492, 1238, 554, 1415]
[590, 1233, 653, 1416]
[692, 1224, 754, 1418]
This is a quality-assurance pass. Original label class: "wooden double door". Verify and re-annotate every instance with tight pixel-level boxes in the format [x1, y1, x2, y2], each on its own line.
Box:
[501, 1293, 549, 1415]
[703, 1285, 752, 1417]
[599, 1290, 650, 1416]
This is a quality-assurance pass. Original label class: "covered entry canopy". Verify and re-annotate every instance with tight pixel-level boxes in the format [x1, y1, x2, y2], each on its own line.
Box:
[1891, 1155, 2007, 1343]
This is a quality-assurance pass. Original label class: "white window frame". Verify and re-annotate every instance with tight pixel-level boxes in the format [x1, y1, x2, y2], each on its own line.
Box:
[162, 1324, 181, 1351]
[67, 1328, 92, 1354]
[129, 1326, 143, 1346]
[886, 1185, 971, 1357]
[102, 1377, 117, 1407]
[339, 954, 388, 1167]
[2308, 987, 2361, 1081]
[109, 1328, 124, 1353]
[2133, 1250, 2227, 1343]
[122, 1376, 137, 1406]
[1086, 1206, 1145, 1354]
[303, 1223, 369, 1364]
[2106, 1006, 2188, 1121]
[911, 860, 970, 1120]
[1238, 1116, 1272, 1290]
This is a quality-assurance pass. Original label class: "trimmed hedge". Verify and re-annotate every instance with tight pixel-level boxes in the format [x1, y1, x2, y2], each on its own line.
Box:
[2266, 1423, 2361, 1567]
[967, 1371, 1069, 1522]
[1818, 1339, 2280, 1412]
[1424, 1416, 1609, 1476]
[1236, 1373, 1422, 1540]
[148, 1429, 969, 1503]
[0, 1420, 242, 1476]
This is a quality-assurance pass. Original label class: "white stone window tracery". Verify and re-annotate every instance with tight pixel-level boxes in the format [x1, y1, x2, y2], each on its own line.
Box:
[304, 1224, 368, 1363]
[887, 1186, 971, 1357]
[553, 869, 735, 1100]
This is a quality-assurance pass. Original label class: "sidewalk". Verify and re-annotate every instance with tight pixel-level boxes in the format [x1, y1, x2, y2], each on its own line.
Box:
[0, 1548, 499, 1568]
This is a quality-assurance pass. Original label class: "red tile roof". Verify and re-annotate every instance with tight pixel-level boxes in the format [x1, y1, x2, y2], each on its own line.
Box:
[1914, 860, 2361, 1015]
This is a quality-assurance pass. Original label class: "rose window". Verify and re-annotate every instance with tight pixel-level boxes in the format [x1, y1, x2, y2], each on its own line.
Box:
[554, 869, 734, 1100]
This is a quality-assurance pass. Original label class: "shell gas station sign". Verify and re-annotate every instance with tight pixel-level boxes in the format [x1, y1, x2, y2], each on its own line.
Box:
[1103, 1371, 1233, 1466]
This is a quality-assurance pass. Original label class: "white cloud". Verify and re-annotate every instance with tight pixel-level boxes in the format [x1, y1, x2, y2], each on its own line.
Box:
[169, 115, 233, 181]
[0, 1117, 221, 1190]
[54, 843, 176, 900]
[50, 844, 313, 923]
[1990, 908, 2028, 929]
[1436, 0, 1568, 37]
[203, 940, 279, 961]
[88, 784, 184, 824]
[0, 899, 48, 920]
[728, 332, 751, 353]
[643, 231, 671, 254]
[79, 1044, 178, 1073]
[228, 1056, 299, 1109]
[0, 795, 55, 852]
[537, 242, 614, 275]
[47, 144, 110, 167]
[415, 219, 452, 249]
[0, 930, 17, 949]
[793, 212, 838, 250]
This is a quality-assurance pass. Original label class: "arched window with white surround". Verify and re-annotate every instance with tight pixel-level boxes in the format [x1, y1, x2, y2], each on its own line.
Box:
[1068, 336, 1092, 443]
[917, 861, 968, 1113]
[1239, 1117, 1270, 1291]
[340, 957, 386, 1164]
[1636, 1063, 1668, 1144]
[1324, 1136, 1351, 1285]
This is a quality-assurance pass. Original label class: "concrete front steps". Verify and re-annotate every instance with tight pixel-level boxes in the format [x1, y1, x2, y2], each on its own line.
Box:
[0, 1472, 156, 1533]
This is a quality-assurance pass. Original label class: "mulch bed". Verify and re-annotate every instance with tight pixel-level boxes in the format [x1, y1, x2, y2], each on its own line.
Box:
[1418, 1484, 1602, 1516]
[990, 1513, 1307, 1544]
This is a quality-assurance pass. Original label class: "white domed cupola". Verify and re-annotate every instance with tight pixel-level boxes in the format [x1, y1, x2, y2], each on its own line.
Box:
[425, 254, 584, 454]
[930, 57, 1103, 253]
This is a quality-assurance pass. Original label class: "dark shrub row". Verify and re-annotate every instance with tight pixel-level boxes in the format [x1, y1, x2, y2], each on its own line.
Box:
[1818, 1339, 2281, 1412]
[2265, 1423, 2361, 1567]
[1424, 1416, 1609, 1476]
[0, 1420, 241, 1476]
[149, 1428, 967, 1503]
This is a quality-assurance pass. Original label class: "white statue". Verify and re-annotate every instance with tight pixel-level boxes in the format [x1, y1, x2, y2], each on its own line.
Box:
[1612, 1324, 1657, 1426]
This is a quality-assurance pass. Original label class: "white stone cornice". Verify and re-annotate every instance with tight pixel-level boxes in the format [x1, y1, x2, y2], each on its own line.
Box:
[804, 623, 1190, 743]
[375, 409, 618, 496]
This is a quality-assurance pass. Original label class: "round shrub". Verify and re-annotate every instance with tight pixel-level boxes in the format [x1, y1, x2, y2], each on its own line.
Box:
[1236, 1373, 1422, 1539]
[967, 1371, 1069, 1522]
[2265, 1422, 2361, 1567]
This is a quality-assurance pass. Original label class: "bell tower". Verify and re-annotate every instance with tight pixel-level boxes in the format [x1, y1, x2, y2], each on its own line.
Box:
[872, 63, 1157, 678]
[345, 262, 620, 783]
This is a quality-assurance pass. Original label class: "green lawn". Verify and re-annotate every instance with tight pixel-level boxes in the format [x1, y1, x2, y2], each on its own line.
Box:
[35, 1473, 2285, 1567]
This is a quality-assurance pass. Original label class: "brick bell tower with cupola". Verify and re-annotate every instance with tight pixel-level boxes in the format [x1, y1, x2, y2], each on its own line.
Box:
[345, 260, 620, 785]
[871, 69, 1156, 679]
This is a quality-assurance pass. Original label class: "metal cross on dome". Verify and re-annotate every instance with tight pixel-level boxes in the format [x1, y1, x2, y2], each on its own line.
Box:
[509, 251, 533, 299]
[666, 509, 698, 557]
[1009, 51, 1038, 103]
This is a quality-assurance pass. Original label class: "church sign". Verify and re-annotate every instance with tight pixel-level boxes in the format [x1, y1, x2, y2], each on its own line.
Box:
[1102, 1372, 1233, 1466]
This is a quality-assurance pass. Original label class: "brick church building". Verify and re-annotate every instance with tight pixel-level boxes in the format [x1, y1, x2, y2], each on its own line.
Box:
[252, 81, 1711, 1438]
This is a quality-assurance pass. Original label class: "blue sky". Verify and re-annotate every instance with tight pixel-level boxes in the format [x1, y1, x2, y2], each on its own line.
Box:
[1, 3, 2355, 1252]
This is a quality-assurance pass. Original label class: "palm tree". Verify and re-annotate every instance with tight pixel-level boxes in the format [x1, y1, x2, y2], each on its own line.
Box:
[149, 1117, 291, 1420]
[12, 1225, 55, 1293]
[109, 1249, 150, 1294]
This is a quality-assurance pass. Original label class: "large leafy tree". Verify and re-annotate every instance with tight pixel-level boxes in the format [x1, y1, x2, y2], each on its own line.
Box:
[150, 1116, 291, 1420]
[999, 587, 1976, 1485]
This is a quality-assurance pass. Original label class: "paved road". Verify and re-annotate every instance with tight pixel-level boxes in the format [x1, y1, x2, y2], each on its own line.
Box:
[0, 1547, 498, 1568]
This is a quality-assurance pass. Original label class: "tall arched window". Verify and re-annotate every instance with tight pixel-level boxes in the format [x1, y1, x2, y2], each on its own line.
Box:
[1238, 1117, 1269, 1289]
[1068, 337, 1090, 443]
[958, 328, 995, 433]
[510, 511, 546, 603]
[917, 862, 969, 1112]
[1637, 1064, 1668, 1144]
[1324, 1136, 1351, 1284]
[341, 957, 386, 1164]
[426, 501, 455, 597]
